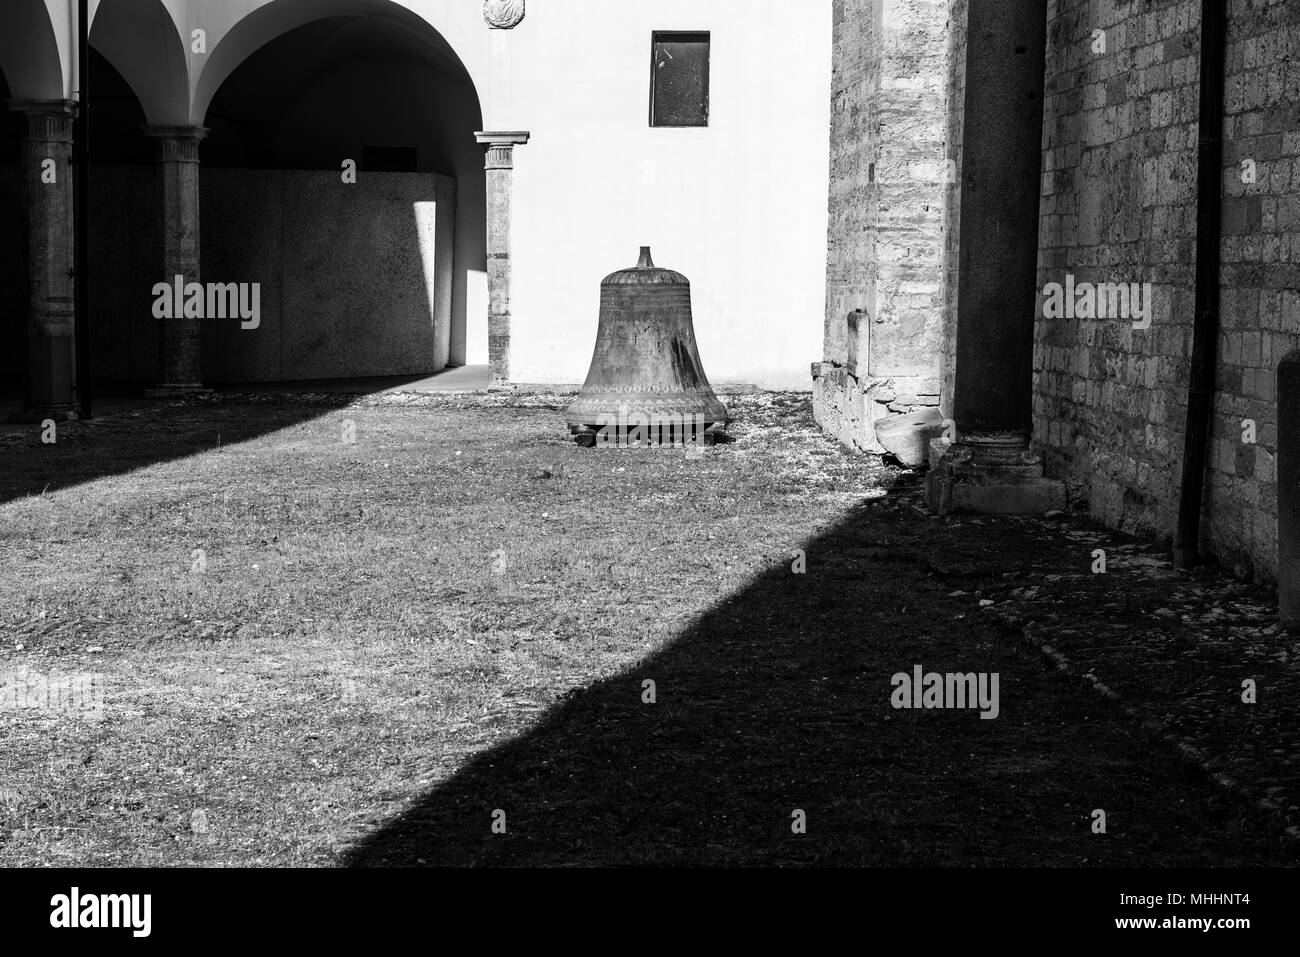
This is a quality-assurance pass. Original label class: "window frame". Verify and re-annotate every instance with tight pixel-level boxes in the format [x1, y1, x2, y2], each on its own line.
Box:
[649, 30, 712, 129]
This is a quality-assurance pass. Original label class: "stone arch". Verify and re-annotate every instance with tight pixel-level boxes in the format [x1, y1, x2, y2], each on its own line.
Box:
[0, 0, 67, 100]
[194, 0, 488, 379]
[90, 0, 190, 126]
[192, 0, 483, 128]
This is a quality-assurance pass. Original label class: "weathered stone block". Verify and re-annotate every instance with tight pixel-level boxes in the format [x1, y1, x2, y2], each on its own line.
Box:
[846, 309, 868, 377]
[876, 408, 946, 467]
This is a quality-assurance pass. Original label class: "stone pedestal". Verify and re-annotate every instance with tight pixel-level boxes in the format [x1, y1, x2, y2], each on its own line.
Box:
[475, 131, 529, 387]
[9, 99, 78, 422]
[144, 126, 208, 395]
[926, 438, 1065, 516]
[924, 0, 1056, 515]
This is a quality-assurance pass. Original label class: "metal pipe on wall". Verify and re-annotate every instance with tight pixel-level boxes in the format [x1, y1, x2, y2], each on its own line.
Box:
[1172, 0, 1228, 569]
[75, 0, 91, 418]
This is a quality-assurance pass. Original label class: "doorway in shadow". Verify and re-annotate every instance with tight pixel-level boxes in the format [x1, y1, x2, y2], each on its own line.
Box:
[0, 68, 23, 400]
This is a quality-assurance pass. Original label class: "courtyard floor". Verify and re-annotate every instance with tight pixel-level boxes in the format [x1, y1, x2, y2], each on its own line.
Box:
[0, 389, 1294, 866]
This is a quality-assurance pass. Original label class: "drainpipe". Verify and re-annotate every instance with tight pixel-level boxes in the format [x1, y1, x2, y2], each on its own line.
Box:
[75, 0, 91, 418]
[1173, 0, 1228, 569]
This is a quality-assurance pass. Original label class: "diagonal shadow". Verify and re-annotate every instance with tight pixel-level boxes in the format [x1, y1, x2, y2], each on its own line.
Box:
[0, 392, 361, 509]
[0, 361, 482, 507]
[344, 494, 1274, 868]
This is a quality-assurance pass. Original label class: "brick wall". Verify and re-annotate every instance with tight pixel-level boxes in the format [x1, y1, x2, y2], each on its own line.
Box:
[1035, 0, 1198, 548]
[1193, 0, 1298, 579]
[1033, 0, 1300, 581]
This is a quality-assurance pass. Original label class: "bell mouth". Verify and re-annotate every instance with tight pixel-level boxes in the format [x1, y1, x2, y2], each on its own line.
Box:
[566, 413, 729, 447]
[563, 394, 731, 434]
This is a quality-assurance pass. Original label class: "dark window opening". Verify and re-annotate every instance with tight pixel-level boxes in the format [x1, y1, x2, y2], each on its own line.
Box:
[650, 32, 710, 128]
[363, 146, 419, 172]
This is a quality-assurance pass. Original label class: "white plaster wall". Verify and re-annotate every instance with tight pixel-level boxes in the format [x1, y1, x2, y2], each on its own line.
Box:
[496, 2, 833, 388]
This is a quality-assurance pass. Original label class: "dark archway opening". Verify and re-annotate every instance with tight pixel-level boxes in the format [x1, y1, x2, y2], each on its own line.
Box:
[202, 15, 485, 384]
[84, 48, 160, 391]
[0, 69, 24, 396]
[2, 47, 163, 408]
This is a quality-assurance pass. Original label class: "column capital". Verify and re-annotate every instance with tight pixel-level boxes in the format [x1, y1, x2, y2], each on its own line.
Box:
[475, 131, 531, 146]
[7, 98, 78, 117]
[8, 99, 78, 143]
[144, 126, 209, 163]
[475, 131, 530, 170]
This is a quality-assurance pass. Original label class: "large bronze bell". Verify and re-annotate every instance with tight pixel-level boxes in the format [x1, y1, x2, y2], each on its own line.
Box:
[566, 247, 729, 446]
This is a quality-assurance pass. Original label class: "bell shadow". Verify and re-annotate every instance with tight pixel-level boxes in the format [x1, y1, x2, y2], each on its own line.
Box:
[343, 496, 1254, 868]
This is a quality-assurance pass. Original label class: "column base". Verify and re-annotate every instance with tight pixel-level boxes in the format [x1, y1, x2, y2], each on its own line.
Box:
[144, 385, 214, 399]
[925, 439, 1066, 516]
[8, 405, 78, 424]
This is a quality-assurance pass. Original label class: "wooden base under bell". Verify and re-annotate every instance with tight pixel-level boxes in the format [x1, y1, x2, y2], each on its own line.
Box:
[569, 421, 726, 449]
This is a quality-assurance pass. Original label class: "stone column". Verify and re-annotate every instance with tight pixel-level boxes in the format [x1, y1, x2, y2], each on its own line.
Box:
[145, 126, 208, 394]
[9, 99, 78, 422]
[1280, 352, 1300, 630]
[474, 131, 530, 387]
[925, 0, 1063, 515]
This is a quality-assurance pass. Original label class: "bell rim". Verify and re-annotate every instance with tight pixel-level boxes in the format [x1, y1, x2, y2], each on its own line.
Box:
[563, 396, 729, 429]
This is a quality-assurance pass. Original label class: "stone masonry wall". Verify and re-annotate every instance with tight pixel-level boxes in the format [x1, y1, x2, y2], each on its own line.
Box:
[823, 0, 882, 370]
[816, 0, 950, 464]
[827, 0, 1296, 582]
[875, 0, 950, 389]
